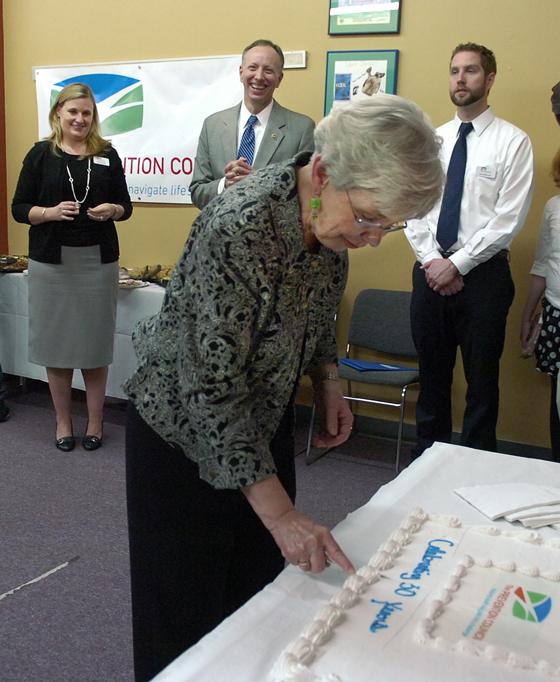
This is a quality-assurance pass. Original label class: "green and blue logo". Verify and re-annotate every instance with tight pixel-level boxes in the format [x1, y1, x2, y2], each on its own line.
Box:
[51, 74, 143, 136]
[513, 586, 552, 623]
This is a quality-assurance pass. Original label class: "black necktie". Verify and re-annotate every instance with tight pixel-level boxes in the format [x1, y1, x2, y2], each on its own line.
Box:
[436, 121, 474, 252]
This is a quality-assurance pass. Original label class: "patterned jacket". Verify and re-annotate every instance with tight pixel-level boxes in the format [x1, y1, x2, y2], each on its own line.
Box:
[125, 154, 347, 489]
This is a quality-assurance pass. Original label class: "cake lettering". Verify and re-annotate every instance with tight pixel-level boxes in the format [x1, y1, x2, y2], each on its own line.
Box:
[472, 584, 514, 640]
[369, 599, 403, 633]
[400, 538, 454, 581]
[395, 581, 421, 598]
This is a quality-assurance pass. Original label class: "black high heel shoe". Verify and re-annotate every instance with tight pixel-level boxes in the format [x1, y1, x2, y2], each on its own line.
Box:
[55, 425, 75, 452]
[82, 423, 103, 451]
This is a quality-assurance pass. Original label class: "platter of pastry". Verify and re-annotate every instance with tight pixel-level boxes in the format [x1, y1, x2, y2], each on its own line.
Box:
[0, 254, 28, 272]
[121, 264, 173, 286]
[118, 278, 150, 289]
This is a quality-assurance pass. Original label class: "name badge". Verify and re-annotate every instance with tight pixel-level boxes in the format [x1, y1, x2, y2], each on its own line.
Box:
[93, 156, 110, 166]
[478, 164, 496, 179]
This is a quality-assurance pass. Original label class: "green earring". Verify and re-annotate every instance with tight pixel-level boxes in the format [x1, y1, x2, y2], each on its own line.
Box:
[310, 195, 321, 219]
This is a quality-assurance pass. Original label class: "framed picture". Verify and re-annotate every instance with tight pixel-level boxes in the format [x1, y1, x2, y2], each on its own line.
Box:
[324, 50, 399, 114]
[328, 0, 402, 35]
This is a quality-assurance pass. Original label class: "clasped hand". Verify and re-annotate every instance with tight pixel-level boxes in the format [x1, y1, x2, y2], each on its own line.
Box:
[53, 201, 80, 221]
[224, 157, 252, 188]
[87, 203, 117, 222]
[52, 201, 116, 222]
[422, 258, 464, 296]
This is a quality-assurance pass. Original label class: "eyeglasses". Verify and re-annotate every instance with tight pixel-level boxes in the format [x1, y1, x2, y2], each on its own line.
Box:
[346, 191, 407, 233]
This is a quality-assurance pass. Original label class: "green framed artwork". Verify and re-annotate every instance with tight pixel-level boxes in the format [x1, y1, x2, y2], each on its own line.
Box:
[328, 0, 401, 35]
[324, 50, 399, 115]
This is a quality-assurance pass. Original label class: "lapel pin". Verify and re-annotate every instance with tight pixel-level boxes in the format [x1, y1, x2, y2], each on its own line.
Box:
[271, 133, 278, 140]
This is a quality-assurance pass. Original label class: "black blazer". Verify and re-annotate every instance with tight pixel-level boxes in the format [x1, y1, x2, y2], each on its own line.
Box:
[12, 141, 132, 263]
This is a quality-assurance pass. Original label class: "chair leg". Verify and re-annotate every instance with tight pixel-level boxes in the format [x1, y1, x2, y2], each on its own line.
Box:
[304, 402, 316, 462]
[304, 401, 335, 465]
[395, 385, 409, 474]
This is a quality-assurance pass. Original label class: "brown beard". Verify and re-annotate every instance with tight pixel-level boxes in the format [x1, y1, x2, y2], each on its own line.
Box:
[450, 87, 486, 108]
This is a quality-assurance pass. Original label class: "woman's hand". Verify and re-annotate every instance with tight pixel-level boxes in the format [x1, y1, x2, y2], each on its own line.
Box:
[49, 201, 80, 222]
[87, 203, 118, 222]
[268, 508, 355, 574]
[520, 315, 533, 348]
[242, 475, 355, 575]
[312, 378, 353, 449]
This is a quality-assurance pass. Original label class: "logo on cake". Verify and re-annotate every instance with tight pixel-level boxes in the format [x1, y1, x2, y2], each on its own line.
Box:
[468, 584, 552, 641]
[512, 586, 552, 623]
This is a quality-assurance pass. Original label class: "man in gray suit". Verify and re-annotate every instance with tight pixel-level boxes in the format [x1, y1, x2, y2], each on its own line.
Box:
[189, 39, 315, 209]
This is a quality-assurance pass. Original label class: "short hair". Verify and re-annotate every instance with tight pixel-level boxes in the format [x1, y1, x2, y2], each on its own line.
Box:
[47, 82, 110, 156]
[552, 148, 560, 187]
[552, 81, 560, 123]
[242, 39, 284, 69]
[451, 42, 497, 77]
[313, 95, 444, 221]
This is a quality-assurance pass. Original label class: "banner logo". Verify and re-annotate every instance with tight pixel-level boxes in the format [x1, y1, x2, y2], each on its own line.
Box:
[512, 587, 552, 623]
[52, 74, 143, 136]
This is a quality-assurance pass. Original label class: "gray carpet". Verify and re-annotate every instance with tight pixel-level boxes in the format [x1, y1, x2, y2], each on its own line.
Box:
[0, 380, 403, 681]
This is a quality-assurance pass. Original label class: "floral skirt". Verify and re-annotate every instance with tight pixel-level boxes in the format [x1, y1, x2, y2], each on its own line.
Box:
[536, 297, 560, 377]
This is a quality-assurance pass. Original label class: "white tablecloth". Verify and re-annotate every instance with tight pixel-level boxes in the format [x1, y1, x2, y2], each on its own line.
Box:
[154, 443, 560, 682]
[0, 272, 165, 399]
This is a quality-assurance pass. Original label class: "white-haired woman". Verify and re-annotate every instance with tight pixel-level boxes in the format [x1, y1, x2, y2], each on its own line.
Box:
[12, 83, 132, 451]
[124, 94, 443, 681]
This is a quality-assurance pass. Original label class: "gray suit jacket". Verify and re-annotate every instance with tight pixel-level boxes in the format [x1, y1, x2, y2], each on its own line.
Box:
[189, 100, 315, 209]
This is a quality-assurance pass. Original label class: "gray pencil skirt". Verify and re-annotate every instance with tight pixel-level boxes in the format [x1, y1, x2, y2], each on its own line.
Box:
[28, 245, 118, 369]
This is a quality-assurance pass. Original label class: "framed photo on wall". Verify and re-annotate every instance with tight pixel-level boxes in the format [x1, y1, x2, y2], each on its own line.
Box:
[324, 50, 399, 114]
[328, 1, 402, 35]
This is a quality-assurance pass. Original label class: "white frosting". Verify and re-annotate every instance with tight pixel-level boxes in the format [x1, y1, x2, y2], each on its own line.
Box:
[270, 509, 560, 681]
[271, 508, 432, 681]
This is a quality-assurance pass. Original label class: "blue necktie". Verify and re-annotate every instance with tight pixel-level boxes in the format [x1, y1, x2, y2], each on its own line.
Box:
[237, 114, 258, 165]
[436, 121, 474, 252]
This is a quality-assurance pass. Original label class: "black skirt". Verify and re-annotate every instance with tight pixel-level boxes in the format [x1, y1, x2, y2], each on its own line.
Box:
[536, 297, 560, 377]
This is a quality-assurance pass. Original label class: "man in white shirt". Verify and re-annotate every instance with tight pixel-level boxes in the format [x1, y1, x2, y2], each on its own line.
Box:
[190, 39, 315, 209]
[405, 42, 534, 457]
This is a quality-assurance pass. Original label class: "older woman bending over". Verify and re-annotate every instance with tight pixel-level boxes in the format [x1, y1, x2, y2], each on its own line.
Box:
[124, 95, 443, 681]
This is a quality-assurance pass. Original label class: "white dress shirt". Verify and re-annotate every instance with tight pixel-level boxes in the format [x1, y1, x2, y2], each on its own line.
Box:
[530, 195, 560, 309]
[405, 107, 534, 275]
[217, 101, 274, 195]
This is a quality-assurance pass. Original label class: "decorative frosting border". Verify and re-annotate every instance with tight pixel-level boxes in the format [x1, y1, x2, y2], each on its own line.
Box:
[415, 554, 560, 678]
[269, 508, 560, 682]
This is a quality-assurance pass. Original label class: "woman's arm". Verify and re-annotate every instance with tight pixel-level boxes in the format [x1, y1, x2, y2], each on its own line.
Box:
[520, 202, 551, 346]
[310, 366, 353, 449]
[109, 147, 133, 220]
[12, 146, 41, 223]
[241, 474, 355, 574]
[27, 203, 80, 225]
[520, 274, 545, 346]
[87, 149, 132, 222]
[12, 145, 81, 225]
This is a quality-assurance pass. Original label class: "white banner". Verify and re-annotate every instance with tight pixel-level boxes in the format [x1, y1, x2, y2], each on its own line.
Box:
[34, 56, 243, 204]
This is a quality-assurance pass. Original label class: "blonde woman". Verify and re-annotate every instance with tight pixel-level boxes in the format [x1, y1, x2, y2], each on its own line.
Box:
[12, 83, 132, 451]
